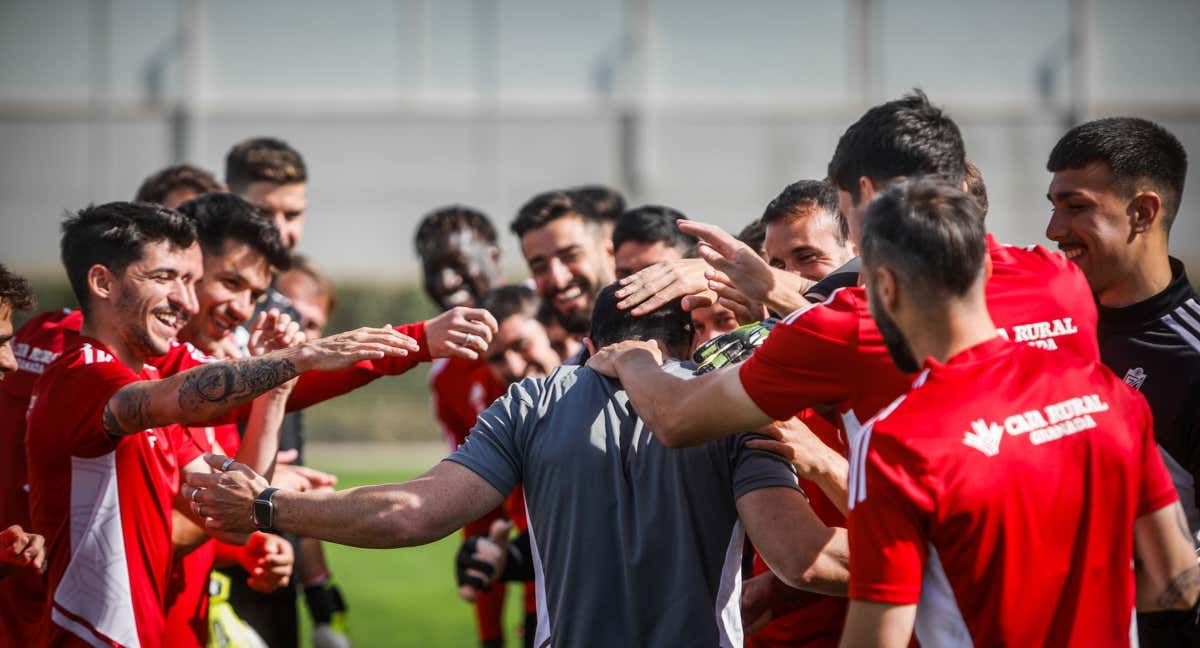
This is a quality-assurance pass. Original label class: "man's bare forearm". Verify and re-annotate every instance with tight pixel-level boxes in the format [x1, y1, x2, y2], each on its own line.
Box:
[808, 450, 850, 515]
[105, 353, 300, 435]
[236, 387, 292, 480]
[273, 484, 453, 549]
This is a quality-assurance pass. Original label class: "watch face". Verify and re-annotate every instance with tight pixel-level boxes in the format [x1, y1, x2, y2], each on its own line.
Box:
[253, 497, 272, 530]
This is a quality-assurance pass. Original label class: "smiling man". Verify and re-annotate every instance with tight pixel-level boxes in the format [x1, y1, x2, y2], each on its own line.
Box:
[1046, 117, 1198, 646]
[512, 191, 614, 351]
[24, 202, 415, 648]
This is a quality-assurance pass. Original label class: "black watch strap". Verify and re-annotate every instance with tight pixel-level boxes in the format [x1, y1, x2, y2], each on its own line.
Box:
[252, 487, 280, 532]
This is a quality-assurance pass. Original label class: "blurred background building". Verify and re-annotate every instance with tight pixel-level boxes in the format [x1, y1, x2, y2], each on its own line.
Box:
[2, 0, 1198, 280]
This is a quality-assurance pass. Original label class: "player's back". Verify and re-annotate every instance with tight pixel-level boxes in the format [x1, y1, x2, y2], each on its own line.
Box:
[851, 340, 1172, 646]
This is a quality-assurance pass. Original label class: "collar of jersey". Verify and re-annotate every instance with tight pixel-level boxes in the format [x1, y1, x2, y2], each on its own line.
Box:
[921, 335, 1012, 373]
[1097, 257, 1195, 330]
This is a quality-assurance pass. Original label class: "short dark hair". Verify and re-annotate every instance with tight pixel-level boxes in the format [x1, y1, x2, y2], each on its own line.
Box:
[827, 90, 966, 202]
[1046, 117, 1188, 231]
[761, 179, 849, 245]
[567, 185, 626, 223]
[60, 202, 198, 313]
[612, 205, 697, 255]
[964, 159, 989, 216]
[860, 178, 986, 300]
[414, 205, 498, 256]
[134, 164, 225, 204]
[479, 285, 540, 324]
[225, 137, 308, 193]
[589, 283, 693, 355]
[737, 220, 767, 256]
[176, 193, 291, 271]
[0, 264, 35, 312]
[511, 191, 594, 238]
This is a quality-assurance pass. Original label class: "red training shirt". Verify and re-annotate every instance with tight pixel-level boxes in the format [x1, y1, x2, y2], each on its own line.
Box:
[26, 338, 195, 648]
[0, 308, 81, 648]
[846, 337, 1176, 645]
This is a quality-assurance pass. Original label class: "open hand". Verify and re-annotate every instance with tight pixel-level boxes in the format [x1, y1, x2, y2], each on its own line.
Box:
[298, 326, 420, 372]
[248, 309, 306, 357]
[425, 307, 499, 361]
[272, 462, 338, 492]
[746, 418, 840, 480]
[615, 257, 718, 316]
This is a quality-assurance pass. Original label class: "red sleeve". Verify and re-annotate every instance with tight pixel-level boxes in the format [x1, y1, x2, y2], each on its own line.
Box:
[847, 425, 934, 604]
[53, 357, 140, 458]
[738, 302, 859, 421]
[172, 426, 211, 467]
[212, 539, 243, 566]
[1132, 393, 1178, 517]
[147, 341, 217, 376]
[284, 321, 431, 412]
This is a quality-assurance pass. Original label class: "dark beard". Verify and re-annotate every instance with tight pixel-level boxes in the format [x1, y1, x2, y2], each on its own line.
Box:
[867, 286, 921, 374]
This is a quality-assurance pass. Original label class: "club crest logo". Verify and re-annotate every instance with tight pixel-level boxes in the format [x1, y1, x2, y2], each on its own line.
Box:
[1123, 367, 1147, 391]
[962, 419, 1004, 457]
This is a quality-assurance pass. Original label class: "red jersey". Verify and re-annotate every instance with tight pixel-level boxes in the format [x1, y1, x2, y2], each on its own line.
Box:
[846, 337, 1176, 646]
[0, 308, 81, 648]
[26, 338, 197, 648]
[164, 423, 241, 647]
[740, 236, 1100, 436]
[429, 357, 501, 451]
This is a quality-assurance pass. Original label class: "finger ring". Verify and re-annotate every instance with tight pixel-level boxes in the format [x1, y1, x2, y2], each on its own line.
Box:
[464, 333, 475, 346]
[190, 487, 204, 503]
[220, 458, 236, 472]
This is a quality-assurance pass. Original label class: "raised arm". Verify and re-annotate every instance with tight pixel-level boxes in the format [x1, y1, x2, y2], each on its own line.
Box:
[736, 486, 848, 596]
[104, 326, 415, 436]
[587, 341, 772, 447]
[678, 220, 814, 316]
[187, 456, 506, 549]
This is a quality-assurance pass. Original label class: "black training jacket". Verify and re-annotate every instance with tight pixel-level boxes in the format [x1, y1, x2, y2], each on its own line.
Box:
[1097, 257, 1200, 533]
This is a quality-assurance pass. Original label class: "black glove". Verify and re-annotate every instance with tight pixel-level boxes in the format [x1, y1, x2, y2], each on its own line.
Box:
[304, 579, 348, 625]
[455, 531, 534, 591]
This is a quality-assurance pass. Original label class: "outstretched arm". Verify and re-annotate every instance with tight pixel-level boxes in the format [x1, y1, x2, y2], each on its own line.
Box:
[587, 341, 772, 447]
[104, 326, 415, 436]
[186, 456, 506, 549]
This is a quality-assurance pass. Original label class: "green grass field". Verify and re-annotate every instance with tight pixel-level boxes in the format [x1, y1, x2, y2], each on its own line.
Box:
[297, 468, 528, 648]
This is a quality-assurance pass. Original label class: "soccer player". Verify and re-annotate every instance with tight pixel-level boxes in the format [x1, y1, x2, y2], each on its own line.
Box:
[611, 204, 697, 280]
[416, 205, 517, 647]
[0, 263, 42, 648]
[188, 285, 850, 647]
[25, 202, 416, 648]
[1045, 117, 1198, 646]
[135, 164, 226, 208]
[226, 137, 307, 251]
[841, 177, 1199, 646]
[567, 184, 626, 242]
[512, 191, 615, 350]
[586, 90, 1099, 452]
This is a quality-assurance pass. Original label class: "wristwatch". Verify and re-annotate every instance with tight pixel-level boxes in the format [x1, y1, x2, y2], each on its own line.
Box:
[252, 487, 281, 533]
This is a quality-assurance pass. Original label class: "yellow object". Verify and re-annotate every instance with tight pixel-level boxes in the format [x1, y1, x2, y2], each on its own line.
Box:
[206, 571, 268, 648]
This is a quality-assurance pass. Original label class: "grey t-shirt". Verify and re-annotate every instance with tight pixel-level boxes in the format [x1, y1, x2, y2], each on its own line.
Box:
[447, 361, 799, 648]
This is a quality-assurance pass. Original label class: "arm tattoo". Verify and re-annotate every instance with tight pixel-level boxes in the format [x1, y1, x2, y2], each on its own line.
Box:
[178, 357, 298, 413]
[1156, 565, 1200, 610]
[104, 385, 152, 436]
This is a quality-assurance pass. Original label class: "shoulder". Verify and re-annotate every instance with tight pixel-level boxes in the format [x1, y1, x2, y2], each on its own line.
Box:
[778, 286, 865, 338]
